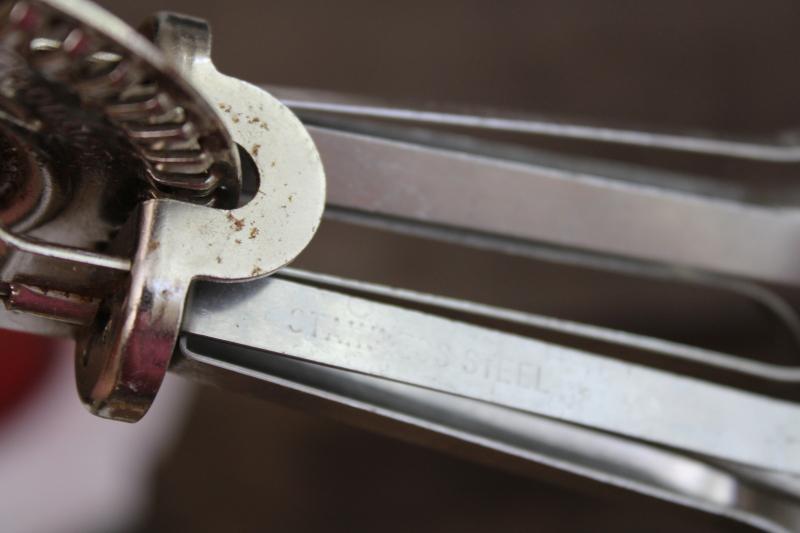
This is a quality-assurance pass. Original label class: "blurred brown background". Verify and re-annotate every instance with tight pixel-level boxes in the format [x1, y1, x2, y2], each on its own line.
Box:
[104, 0, 800, 132]
[93, 1, 800, 531]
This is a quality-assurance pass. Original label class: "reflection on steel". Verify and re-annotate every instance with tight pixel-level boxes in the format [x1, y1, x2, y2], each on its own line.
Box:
[310, 126, 800, 287]
[0, 223, 131, 272]
[176, 337, 800, 533]
[3, 1, 800, 530]
[3, 282, 98, 325]
[181, 274, 800, 474]
[277, 92, 800, 162]
[0, 2, 325, 421]
[277, 268, 800, 383]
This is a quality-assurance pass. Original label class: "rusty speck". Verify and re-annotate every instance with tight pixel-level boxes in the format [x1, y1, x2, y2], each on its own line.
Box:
[227, 212, 245, 231]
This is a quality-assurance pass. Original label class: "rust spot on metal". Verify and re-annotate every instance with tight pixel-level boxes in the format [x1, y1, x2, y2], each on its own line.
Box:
[251, 266, 263, 276]
[252, 143, 261, 157]
[147, 240, 160, 253]
[244, 115, 269, 130]
[235, 239, 242, 244]
[227, 212, 245, 231]
[249, 227, 259, 239]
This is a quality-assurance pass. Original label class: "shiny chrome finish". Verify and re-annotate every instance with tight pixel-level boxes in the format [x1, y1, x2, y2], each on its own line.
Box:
[2, 1, 800, 530]
[272, 86, 800, 163]
[313, 126, 800, 286]
[2, 0, 241, 205]
[0, 221, 131, 271]
[181, 273, 800, 474]
[175, 337, 800, 533]
[2, 281, 98, 325]
[73, 11, 325, 421]
[0, 2, 326, 421]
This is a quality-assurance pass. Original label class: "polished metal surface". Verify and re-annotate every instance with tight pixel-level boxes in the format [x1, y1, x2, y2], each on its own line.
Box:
[0, 1, 325, 420]
[277, 269, 800, 384]
[175, 337, 800, 533]
[0, 221, 131, 271]
[6, 0, 242, 205]
[181, 273, 800, 474]
[306, 122, 800, 288]
[72, 9, 325, 421]
[271, 85, 800, 162]
[2, 1, 800, 529]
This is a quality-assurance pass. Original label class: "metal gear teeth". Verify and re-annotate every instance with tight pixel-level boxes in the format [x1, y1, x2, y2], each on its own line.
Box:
[0, 0, 240, 207]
